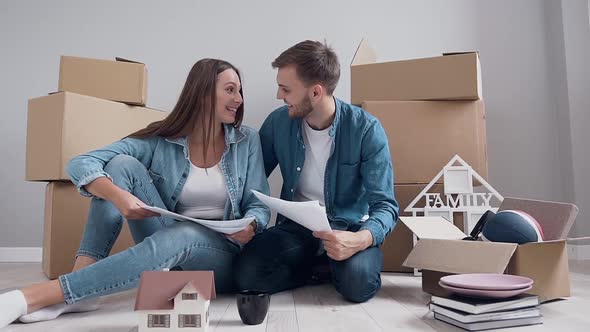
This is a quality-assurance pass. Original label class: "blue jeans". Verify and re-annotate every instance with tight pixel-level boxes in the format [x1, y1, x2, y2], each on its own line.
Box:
[59, 155, 240, 304]
[234, 221, 382, 303]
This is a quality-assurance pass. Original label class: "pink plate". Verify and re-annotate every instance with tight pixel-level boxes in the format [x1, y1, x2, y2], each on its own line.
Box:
[439, 281, 533, 299]
[440, 273, 533, 291]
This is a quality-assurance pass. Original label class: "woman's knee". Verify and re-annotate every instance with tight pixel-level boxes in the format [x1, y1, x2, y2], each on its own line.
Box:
[104, 155, 146, 179]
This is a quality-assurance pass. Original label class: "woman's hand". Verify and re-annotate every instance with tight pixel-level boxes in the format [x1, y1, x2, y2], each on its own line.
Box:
[84, 177, 160, 221]
[228, 222, 257, 245]
[111, 190, 160, 220]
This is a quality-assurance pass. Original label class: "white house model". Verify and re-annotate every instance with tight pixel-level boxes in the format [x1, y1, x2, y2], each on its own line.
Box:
[405, 154, 503, 234]
[134, 270, 216, 331]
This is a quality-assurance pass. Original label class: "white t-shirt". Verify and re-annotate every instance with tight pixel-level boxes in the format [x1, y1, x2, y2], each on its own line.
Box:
[176, 163, 228, 220]
[294, 120, 333, 206]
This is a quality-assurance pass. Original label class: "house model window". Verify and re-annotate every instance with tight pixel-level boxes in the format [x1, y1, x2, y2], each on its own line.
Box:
[179, 314, 201, 328]
[148, 314, 170, 328]
[182, 293, 198, 300]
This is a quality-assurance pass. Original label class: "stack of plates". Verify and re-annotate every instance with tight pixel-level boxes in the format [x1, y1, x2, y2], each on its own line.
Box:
[439, 274, 534, 299]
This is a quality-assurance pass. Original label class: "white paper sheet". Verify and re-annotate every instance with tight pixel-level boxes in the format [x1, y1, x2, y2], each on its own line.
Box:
[399, 216, 466, 240]
[141, 206, 254, 235]
[251, 190, 331, 232]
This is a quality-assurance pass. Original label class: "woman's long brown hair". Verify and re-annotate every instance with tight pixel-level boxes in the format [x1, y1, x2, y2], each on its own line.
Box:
[127, 58, 244, 163]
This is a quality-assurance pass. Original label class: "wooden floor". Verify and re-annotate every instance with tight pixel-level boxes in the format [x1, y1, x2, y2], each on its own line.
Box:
[1, 261, 590, 331]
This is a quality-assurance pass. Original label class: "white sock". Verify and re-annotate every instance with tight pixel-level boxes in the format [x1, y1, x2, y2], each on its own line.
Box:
[0, 290, 28, 328]
[19, 297, 100, 323]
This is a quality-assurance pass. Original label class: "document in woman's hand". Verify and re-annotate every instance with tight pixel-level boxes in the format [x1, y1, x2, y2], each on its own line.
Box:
[141, 205, 254, 234]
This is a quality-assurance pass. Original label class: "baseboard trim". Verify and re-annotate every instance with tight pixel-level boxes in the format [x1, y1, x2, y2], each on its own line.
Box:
[0, 247, 42, 262]
[568, 244, 590, 260]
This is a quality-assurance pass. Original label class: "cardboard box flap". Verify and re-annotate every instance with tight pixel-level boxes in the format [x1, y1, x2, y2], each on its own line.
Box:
[566, 236, 590, 244]
[499, 197, 579, 240]
[115, 57, 145, 65]
[443, 51, 479, 56]
[400, 216, 466, 240]
[351, 39, 377, 66]
[404, 239, 518, 274]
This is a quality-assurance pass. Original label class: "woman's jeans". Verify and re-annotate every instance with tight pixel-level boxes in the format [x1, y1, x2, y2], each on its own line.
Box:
[58, 155, 240, 304]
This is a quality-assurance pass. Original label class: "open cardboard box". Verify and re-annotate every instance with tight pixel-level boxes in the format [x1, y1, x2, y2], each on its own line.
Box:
[350, 39, 482, 104]
[402, 197, 585, 303]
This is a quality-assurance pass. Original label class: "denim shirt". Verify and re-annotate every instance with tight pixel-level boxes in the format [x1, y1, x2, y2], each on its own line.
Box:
[259, 98, 399, 246]
[66, 124, 271, 233]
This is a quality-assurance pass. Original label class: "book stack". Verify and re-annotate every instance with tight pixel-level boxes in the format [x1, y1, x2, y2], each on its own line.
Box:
[430, 294, 542, 331]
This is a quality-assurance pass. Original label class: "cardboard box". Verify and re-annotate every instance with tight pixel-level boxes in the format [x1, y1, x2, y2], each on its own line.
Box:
[382, 184, 469, 272]
[26, 92, 167, 181]
[402, 197, 582, 303]
[364, 100, 487, 184]
[43, 181, 135, 279]
[351, 40, 482, 104]
[383, 184, 440, 272]
[59, 55, 147, 105]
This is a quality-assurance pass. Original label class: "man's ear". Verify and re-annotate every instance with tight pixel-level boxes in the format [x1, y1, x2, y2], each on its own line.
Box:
[311, 84, 323, 100]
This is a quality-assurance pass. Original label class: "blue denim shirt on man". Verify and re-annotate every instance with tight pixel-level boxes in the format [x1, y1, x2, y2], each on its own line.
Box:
[66, 124, 271, 233]
[259, 98, 399, 246]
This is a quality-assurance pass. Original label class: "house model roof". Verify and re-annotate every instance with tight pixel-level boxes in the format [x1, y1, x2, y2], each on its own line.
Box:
[134, 271, 216, 310]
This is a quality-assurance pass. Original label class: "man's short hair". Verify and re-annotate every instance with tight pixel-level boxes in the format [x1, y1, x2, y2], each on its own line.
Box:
[272, 40, 340, 95]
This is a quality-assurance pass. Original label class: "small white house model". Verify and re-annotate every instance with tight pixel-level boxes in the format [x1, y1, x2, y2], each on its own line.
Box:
[134, 270, 216, 331]
[405, 154, 503, 234]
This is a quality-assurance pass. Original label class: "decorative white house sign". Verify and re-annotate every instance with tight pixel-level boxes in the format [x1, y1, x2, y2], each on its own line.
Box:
[405, 155, 503, 235]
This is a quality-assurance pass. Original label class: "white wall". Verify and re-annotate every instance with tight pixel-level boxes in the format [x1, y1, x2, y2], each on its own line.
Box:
[560, 0, 590, 237]
[0, 0, 586, 249]
[473, 1, 564, 202]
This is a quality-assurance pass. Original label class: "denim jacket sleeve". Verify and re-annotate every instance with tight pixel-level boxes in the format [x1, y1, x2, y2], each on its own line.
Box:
[358, 120, 400, 246]
[240, 130, 271, 234]
[66, 136, 158, 197]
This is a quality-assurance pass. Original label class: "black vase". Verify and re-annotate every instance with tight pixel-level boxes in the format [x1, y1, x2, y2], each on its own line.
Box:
[237, 290, 271, 325]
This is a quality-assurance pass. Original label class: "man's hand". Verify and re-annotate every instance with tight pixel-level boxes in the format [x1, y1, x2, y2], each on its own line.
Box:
[228, 222, 257, 245]
[312, 229, 373, 261]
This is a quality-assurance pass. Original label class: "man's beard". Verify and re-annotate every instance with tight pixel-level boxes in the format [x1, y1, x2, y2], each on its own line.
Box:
[287, 95, 314, 119]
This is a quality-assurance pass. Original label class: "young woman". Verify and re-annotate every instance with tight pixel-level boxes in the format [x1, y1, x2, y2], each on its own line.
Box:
[0, 58, 270, 327]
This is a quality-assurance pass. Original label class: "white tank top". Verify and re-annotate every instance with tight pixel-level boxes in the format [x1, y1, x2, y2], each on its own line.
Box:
[176, 163, 228, 220]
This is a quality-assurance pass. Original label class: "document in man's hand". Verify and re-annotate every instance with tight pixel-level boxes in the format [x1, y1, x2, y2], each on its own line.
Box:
[251, 190, 331, 232]
[141, 206, 254, 235]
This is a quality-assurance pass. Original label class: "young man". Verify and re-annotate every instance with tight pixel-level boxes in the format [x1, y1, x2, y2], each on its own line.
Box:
[235, 40, 399, 303]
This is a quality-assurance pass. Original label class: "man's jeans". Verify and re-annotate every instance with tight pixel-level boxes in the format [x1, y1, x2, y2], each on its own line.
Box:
[234, 220, 382, 303]
[58, 155, 240, 304]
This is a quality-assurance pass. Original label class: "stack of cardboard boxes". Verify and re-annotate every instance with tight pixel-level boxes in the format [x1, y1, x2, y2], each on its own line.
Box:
[350, 40, 488, 272]
[25, 56, 167, 279]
